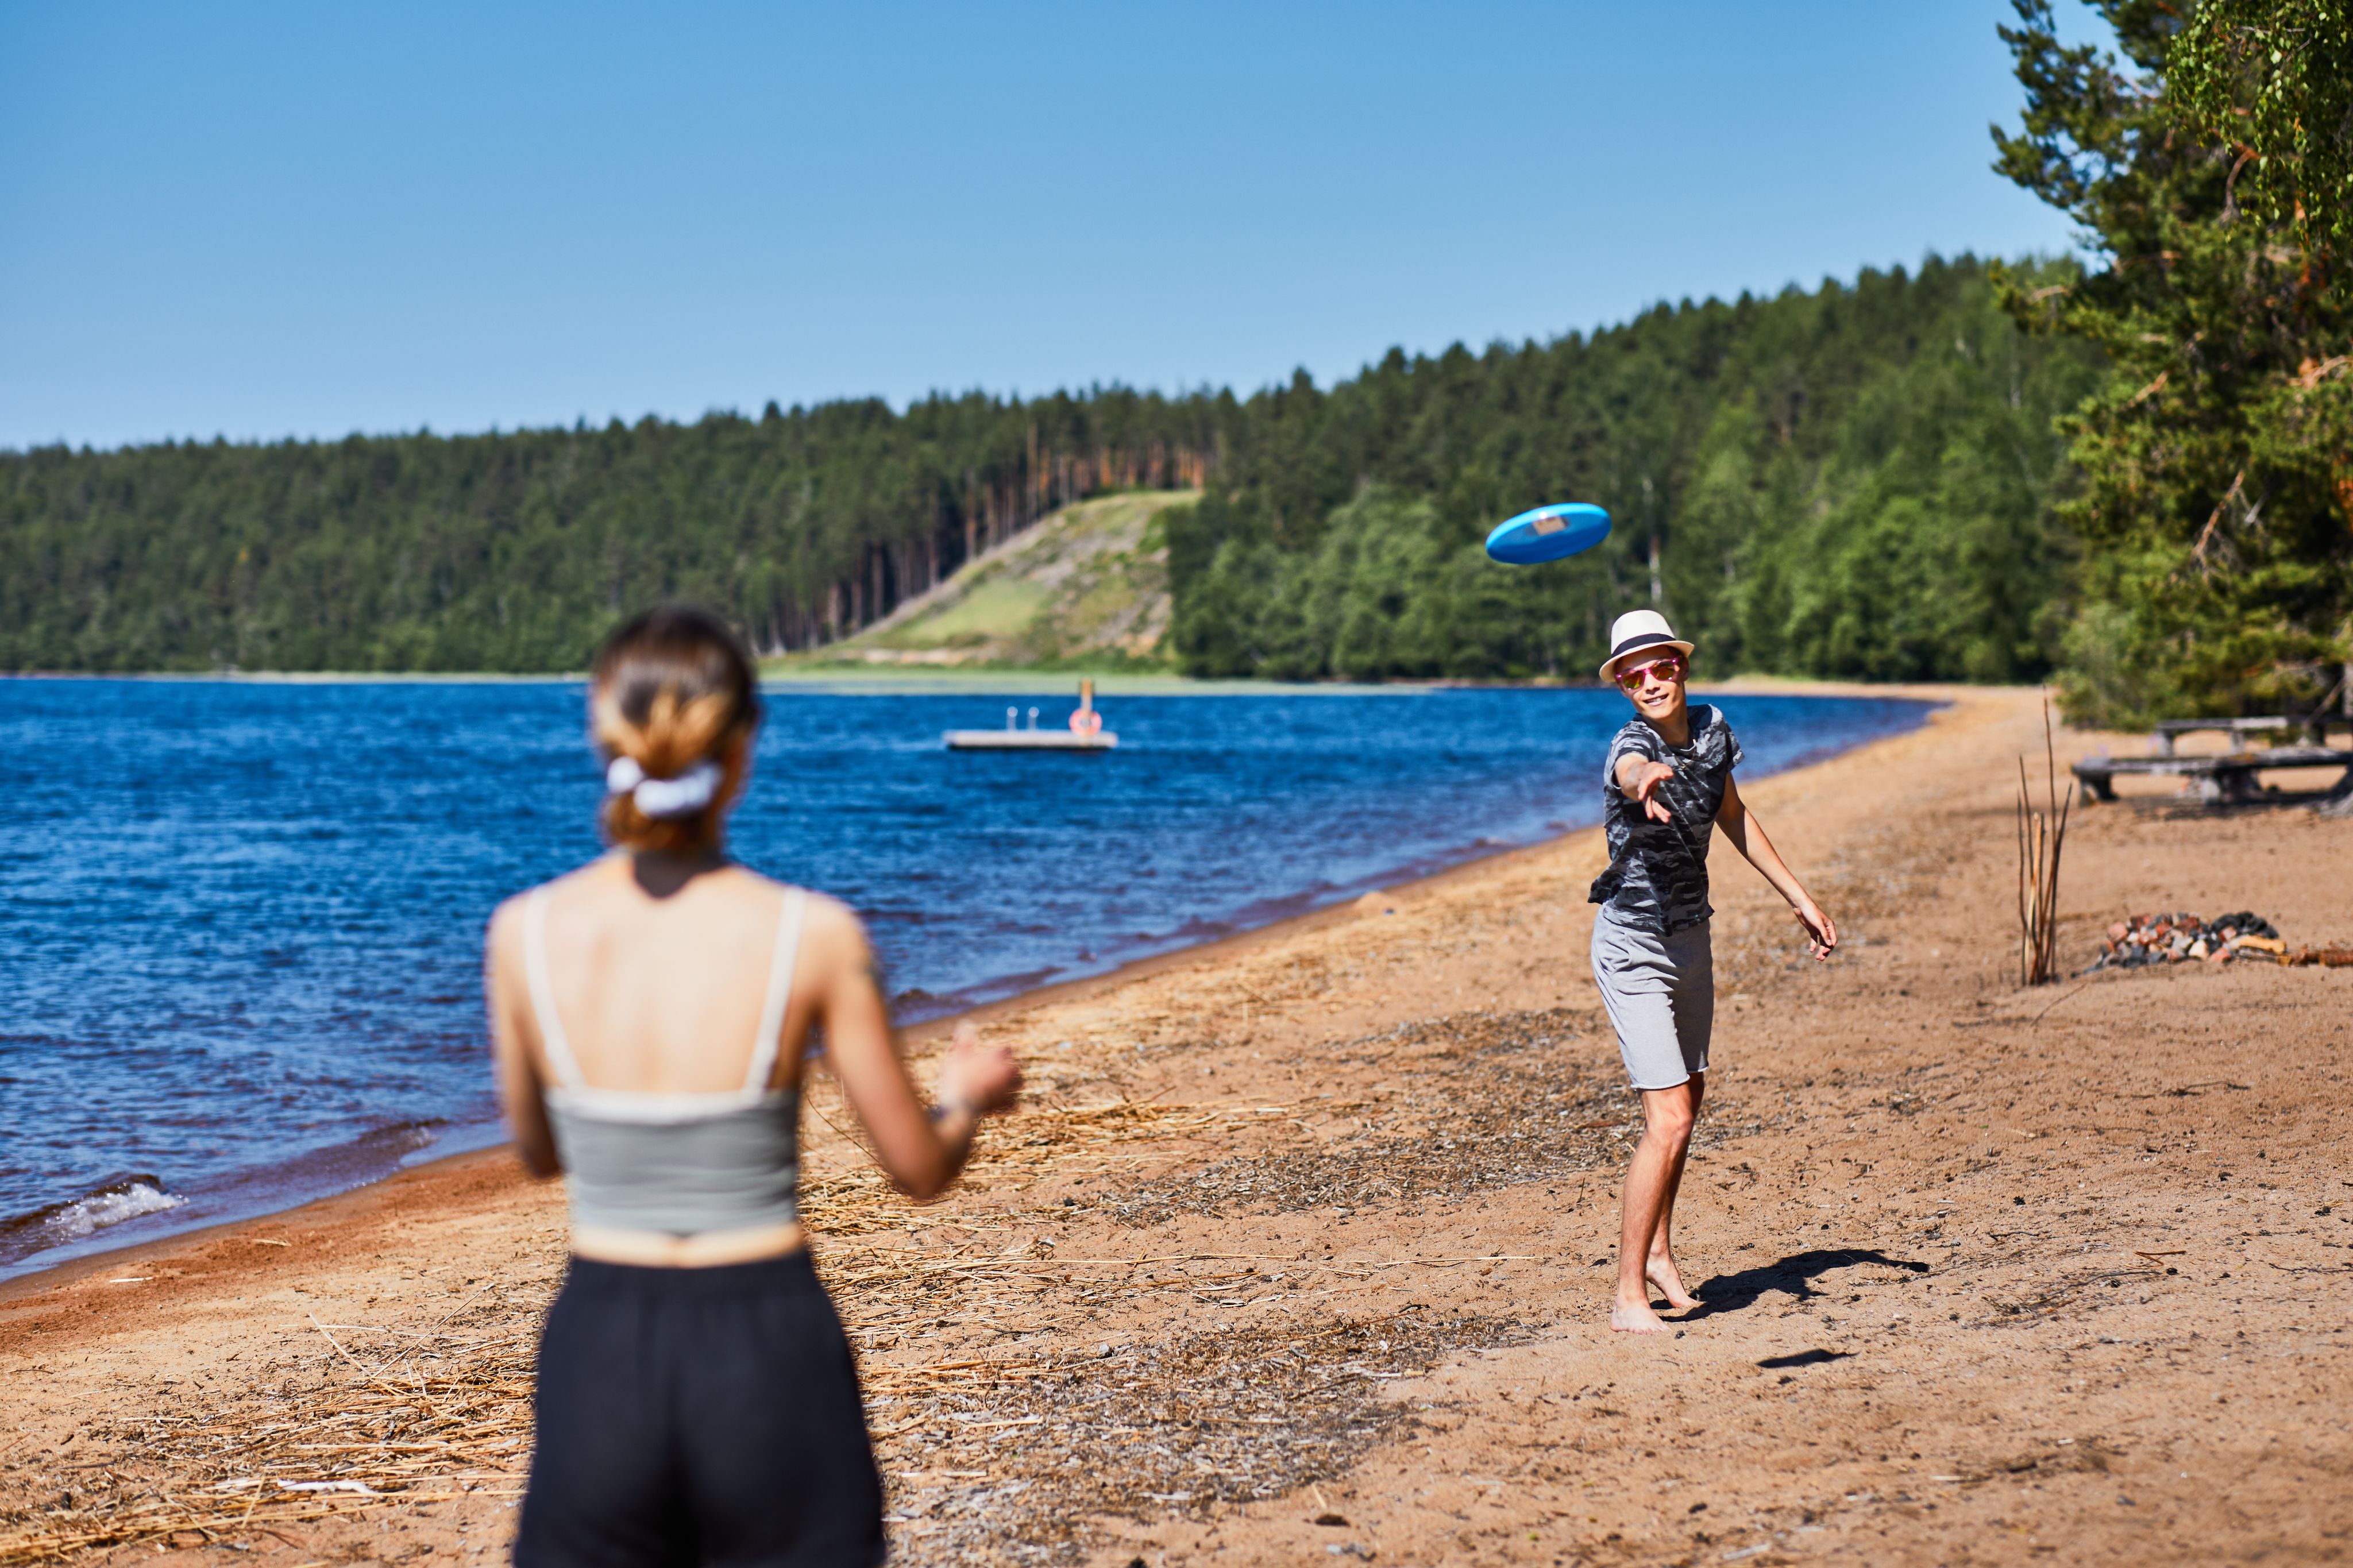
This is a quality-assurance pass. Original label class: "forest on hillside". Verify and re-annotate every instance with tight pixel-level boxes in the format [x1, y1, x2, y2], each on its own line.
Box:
[0, 390, 1216, 672]
[0, 255, 2101, 682]
[1166, 254, 2103, 683]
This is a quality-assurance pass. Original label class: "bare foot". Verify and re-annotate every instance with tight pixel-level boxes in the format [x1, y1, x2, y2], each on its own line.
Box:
[1610, 1298, 1672, 1334]
[1645, 1258, 1700, 1312]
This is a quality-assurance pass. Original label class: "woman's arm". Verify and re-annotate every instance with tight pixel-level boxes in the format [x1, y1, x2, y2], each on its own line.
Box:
[1715, 775, 1837, 960]
[485, 901, 563, 1177]
[805, 900, 1020, 1201]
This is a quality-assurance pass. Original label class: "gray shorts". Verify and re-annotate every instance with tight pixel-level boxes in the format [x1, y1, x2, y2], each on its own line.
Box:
[1590, 912, 1714, 1090]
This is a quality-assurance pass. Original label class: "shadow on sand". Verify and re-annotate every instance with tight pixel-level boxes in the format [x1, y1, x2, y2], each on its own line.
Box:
[1678, 1247, 1931, 1322]
[1756, 1347, 1855, 1369]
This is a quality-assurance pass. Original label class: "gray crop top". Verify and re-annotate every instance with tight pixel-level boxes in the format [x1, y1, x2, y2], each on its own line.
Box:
[523, 885, 808, 1237]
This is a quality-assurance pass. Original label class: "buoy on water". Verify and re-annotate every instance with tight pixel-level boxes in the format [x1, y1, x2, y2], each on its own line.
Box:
[944, 679, 1119, 751]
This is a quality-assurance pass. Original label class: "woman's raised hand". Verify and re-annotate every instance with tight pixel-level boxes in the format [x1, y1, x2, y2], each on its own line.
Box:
[938, 1020, 1022, 1117]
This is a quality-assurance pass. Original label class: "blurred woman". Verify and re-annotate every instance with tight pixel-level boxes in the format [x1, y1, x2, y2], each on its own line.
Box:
[487, 605, 1020, 1566]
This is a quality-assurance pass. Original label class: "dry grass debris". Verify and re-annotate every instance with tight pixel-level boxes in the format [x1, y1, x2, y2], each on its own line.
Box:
[1108, 1010, 1738, 1226]
[0, 1076, 1561, 1565]
[872, 1311, 1533, 1563]
[0, 1285, 549, 1563]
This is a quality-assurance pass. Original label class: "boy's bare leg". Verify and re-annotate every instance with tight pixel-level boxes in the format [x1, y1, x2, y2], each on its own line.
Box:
[1644, 1072, 1705, 1309]
[1612, 1079, 1701, 1333]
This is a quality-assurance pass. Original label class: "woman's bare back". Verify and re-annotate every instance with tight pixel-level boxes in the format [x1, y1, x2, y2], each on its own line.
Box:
[516, 857, 829, 1098]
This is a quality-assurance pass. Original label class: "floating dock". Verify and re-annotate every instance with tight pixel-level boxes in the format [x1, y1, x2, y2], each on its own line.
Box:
[944, 728, 1118, 751]
[947, 683, 1118, 751]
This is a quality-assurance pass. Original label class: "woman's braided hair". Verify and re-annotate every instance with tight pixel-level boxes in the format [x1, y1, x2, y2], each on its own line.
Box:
[589, 605, 761, 852]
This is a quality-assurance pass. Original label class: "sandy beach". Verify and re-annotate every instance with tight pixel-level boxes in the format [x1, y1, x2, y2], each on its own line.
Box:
[5, 684, 2349, 1567]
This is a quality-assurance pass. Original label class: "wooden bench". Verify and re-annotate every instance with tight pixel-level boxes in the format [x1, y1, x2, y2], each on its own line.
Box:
[2074, 743, 2353, 804]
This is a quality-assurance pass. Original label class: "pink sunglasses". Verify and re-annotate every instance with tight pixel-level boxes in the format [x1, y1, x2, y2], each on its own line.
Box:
[1614, 653, 1687, 691]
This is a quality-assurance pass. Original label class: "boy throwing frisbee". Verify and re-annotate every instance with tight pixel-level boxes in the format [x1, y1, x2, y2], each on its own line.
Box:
[1590, 611, 1837, 1334]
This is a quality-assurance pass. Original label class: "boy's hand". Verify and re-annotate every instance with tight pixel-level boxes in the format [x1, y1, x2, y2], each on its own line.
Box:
[1792, 898, 1837, 961]
[1627, 760, 1677, 824]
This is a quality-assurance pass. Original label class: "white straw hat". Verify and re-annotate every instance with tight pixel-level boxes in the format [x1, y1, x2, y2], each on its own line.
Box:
[1598, 610, 1694, 680]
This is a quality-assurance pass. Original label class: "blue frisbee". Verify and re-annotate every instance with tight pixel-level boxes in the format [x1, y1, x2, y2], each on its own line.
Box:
[1484, 502, 1611, 565]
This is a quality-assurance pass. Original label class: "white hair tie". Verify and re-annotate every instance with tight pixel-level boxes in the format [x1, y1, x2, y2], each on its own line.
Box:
[605, 756, 723, 819]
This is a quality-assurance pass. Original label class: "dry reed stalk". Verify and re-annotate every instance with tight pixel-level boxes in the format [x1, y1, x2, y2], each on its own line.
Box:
[2016, 696, 2075, 986]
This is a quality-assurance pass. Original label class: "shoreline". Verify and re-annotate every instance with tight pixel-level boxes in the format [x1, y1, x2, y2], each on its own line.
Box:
[0, 681, 1942, 1290]
[0, 1147, 518, 1307]
[9, 683, 2348, 1564]
[3, 666, 1993, 698]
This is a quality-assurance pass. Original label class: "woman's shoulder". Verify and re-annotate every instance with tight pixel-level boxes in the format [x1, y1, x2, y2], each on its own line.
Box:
[726, 875, 869, 984]
[719, 869, 865, 945]
[485, 860, 610, 941]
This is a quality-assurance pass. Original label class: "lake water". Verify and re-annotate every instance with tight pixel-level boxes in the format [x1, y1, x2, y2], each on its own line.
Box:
[0, 679, 1934, 1275]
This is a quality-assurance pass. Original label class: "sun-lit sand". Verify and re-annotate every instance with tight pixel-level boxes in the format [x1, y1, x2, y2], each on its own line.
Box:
[5, 685, 2350, 1566]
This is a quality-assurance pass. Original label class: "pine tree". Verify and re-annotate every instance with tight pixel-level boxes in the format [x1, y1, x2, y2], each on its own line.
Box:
[1993, 0, 2353, 724]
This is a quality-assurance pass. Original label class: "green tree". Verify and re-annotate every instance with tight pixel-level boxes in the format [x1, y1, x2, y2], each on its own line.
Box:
[2171, 0, 2353, 251]
[1994, 0, 2353, 724]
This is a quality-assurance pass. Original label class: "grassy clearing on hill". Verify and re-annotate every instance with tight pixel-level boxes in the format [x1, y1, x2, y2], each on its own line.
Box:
[782, 492, 1190, 673]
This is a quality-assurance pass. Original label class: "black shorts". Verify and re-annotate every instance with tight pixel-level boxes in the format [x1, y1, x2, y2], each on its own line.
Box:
[515, 1252, 885, 1568]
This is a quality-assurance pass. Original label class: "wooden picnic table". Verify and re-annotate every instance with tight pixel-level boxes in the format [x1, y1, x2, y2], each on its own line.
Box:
[2151, 715, 2351, 754]
[2075, 743, 2353, 804]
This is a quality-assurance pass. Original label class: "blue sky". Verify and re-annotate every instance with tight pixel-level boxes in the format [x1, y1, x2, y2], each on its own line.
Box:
[0, 2, 2100, 451]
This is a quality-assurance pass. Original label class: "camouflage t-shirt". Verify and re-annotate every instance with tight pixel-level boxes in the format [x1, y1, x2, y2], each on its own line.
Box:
[1588, 704, 1743, 934]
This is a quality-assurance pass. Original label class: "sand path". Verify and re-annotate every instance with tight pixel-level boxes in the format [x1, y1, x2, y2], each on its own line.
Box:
[3, 686, 2348, 1566]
